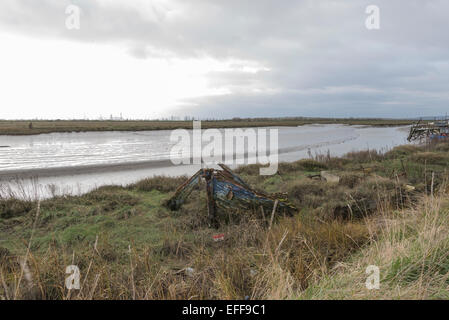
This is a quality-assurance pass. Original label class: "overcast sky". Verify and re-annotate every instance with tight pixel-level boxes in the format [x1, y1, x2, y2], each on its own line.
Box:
[0, 0, 448, 119]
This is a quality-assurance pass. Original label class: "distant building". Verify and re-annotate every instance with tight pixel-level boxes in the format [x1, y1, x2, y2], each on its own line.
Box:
[109, 113, 124, 121]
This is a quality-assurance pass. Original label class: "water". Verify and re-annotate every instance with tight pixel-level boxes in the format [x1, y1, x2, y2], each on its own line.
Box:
[0, 124, 410, 198]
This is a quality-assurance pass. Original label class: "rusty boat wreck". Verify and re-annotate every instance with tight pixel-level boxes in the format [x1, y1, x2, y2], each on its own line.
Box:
[408, 117, 449, 142]
[165, 164, 297, 227]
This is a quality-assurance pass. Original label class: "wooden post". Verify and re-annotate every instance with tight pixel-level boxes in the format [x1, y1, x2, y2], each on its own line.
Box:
[205, 170, 217, 228]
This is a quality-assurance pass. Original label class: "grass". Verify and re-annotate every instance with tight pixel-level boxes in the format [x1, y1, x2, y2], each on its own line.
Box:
[0, 118, 414, 135]
[299, 194, 449, 299]
[1, 139, 449, 299]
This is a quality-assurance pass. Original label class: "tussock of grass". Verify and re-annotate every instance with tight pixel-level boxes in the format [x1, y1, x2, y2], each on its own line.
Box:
[236, 159, 328, 176]
[338, 172, 363, 188]
[299, 194, 449, 299]
[0, 199, 34, 219]
[130, 176, 188, 193]
[409, 152, 449, 166]
[385, 145, 420, 158]
[344, 150, 384, 163]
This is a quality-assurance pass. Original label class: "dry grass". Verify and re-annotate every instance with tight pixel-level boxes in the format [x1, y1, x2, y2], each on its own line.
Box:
[299, 191, 449, 299]
[130, 176, 188, 193]
[2, 139, 449, 300]
[0, 195, 371, 300]
[409, 152, 449, 166]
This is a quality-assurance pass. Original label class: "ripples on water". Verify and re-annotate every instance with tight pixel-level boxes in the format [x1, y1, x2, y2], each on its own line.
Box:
[0, 124, 410, 198]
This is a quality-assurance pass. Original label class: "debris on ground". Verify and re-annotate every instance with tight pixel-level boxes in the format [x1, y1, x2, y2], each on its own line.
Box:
[213, 233, 225, 242]
[185, 267, 195, 277]
[320, 171, 340, 183]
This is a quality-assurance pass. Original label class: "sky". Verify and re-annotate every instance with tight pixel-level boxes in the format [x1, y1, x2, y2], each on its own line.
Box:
[0, 0, 448, 120]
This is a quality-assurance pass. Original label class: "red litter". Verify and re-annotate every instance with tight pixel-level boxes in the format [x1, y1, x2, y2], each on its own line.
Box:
[213, 233, 225, 242]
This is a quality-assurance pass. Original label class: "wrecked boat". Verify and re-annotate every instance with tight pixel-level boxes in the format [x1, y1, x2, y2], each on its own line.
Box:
[408, 118, 449, 142]
[165, 164, 297, 226]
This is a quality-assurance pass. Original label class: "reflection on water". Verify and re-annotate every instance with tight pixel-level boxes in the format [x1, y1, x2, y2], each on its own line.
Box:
[0, 124, 410, 198]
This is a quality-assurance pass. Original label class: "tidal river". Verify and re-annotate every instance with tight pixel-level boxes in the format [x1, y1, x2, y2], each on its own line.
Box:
[0, 124, 410, 199]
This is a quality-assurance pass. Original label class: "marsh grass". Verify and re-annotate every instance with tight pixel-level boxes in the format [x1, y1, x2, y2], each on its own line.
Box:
[1, 139, 449, 299]
[299, 192, 449, 299]
[0, 204, 371, 299]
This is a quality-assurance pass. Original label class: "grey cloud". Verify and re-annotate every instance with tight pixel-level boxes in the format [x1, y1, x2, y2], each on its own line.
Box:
[1, 0, 448, 118]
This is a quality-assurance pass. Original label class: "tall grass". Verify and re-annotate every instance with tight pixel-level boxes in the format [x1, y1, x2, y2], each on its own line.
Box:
[299, 191, 449, 299]
[0, 195, 371, 299]
[2, 139, 449, 300]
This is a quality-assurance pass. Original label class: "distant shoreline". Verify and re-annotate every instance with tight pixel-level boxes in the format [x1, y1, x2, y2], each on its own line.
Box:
[0, 158, 175, 180]
[0, 118, 414, 136]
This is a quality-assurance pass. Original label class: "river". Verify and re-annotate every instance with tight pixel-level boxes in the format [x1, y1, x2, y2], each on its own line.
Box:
[0, 124, 410, 199]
